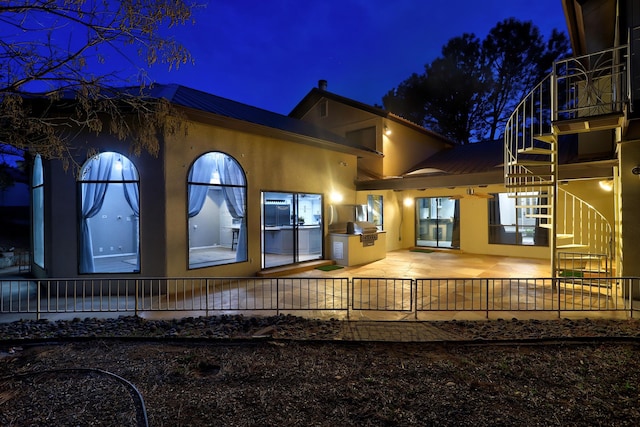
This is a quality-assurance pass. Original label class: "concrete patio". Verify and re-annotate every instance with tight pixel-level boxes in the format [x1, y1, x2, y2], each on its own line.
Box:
[1, 249, 634, 323]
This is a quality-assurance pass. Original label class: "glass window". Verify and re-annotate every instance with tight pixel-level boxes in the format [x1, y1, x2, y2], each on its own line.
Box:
[261, 192, 323, 269]
[78, 152, 140, 273]
[415, 197, 460, 249]
[488, 193, 549, 246]
[188, 152, 247, 269]
[367, 195, 383, 231]
[32, 155, 44, 268]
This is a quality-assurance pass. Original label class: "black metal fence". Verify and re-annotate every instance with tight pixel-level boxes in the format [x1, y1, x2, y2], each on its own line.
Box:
[1, 276, 638, 321]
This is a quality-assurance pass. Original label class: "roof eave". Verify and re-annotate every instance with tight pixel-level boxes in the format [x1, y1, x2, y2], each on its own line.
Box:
[175, 105, 381, 159]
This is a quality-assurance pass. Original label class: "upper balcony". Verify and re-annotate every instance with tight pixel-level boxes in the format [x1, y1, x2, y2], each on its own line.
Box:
[552, 44, 628, 134]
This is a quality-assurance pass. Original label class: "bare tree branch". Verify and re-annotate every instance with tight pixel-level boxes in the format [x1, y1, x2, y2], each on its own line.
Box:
[0, 0, 197, 164]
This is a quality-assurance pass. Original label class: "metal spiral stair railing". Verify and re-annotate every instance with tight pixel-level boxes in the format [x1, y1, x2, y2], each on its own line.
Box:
[504, 71, 613, 279]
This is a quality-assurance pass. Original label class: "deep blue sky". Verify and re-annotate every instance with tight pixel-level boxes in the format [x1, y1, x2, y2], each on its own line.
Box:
[146, 0, 568, 115]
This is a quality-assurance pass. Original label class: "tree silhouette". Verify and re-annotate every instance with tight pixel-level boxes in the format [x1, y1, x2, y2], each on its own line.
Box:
[383, 19, 570, 144]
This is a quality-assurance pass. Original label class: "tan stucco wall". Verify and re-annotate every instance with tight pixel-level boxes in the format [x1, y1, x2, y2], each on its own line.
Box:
[163, 119, 358, 277]
[381, 125, 448, 177]
[558, 179, 615, 226]
[619, 140, 640, 278]
[298, 98, 449, 179]
[358, 184, 551, 262]
[41, 135, 166, 278]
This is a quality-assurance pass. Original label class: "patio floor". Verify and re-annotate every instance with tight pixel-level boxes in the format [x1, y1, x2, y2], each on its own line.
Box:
[278, 249, 553, 279]
[1, 249, 633, 323]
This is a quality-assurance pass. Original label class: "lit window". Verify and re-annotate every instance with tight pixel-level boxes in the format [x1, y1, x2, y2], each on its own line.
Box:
[488, 193, 548, 246]
[367, 195, 383, 231]
[187, 152, 247, 268]
[78, 152, 140, 273]
[32, 155, 44, 268]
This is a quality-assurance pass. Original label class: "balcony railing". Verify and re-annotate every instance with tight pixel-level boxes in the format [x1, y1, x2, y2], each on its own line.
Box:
[554, 45, 629, 122]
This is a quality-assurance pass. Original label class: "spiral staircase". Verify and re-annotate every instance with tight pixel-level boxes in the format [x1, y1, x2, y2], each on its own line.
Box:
[504, 46, 626, 282]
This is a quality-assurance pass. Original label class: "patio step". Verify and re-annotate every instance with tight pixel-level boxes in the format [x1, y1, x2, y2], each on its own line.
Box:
[256, 260, 336, 277]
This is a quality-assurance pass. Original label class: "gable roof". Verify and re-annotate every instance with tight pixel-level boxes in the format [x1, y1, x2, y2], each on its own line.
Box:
[289, 87, 454, 146]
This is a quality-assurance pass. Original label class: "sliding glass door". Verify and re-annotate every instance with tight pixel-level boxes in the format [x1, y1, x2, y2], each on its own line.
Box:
[415, 197, 460, 249]
[261, 191, 323, 269]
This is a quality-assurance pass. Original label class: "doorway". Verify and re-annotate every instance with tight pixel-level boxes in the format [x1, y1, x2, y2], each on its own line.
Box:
[261, 192, 323, 269]
[415, 197, 460, 249]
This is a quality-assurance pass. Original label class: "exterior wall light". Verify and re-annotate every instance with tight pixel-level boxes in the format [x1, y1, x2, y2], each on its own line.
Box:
[598, 179, 613, 191]
[384, 125, 391, 136]
[403, 197, 414, 207]
[632, 166, 640, 176]
[330, 191, 343, 203]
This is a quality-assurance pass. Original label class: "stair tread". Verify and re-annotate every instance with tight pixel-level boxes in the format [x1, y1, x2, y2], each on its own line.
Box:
[557, 243, 589, 248]
[507, 160, 554, 166]
[517, 147, 555, 155]
[557, 255, 607, 260]
[507, 193, 549, 198]
[506, 173, 554, 178]
[533, 134, 556, 143]
[556, 233, 574, 239]
[505, 182, 555, 188]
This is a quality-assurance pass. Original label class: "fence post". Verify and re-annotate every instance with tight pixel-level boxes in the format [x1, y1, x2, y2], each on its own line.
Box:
[485, 279, 489, 319]
[556, 278, 561, 319]
[276, 278, 280, 316]
[37, 280, 41, 321]
[630, 278, 636, 319]
[414, 279, 418, 320]
[346, 278, 350, 321]
[205, 279, 209, 318]
[134, 279, 139, 317]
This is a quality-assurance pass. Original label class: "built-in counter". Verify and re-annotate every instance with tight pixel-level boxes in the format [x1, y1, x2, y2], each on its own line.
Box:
[329, 231, 386, 266]
[264, 225, 322, 255]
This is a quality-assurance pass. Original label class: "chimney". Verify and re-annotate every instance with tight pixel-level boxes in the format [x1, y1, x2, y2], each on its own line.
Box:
[318, 79, 327, 91]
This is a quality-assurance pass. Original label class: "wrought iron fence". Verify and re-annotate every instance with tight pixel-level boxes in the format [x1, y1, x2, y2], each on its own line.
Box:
[415, 277, 633, 318]
[1, 276, 638, 321]
[351, 278, 413, 311]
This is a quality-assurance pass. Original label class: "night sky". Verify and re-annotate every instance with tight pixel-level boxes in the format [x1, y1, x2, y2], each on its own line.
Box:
[146, 0, 568, 114]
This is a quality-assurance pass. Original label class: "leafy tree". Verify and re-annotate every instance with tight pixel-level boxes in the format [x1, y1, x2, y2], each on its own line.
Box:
[482, 19, 570, 141]
[383, 19, 570, 144]
[0, 0, 196, 167]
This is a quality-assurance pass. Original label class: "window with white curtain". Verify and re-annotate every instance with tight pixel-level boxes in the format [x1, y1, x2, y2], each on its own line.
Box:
[32, 155, 44, 268]
[78, 152, 140, 273]
[187, 152, 247, 269]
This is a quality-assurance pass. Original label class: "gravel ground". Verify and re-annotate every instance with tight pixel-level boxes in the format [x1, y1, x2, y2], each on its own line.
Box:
[1, 315, 640, 426]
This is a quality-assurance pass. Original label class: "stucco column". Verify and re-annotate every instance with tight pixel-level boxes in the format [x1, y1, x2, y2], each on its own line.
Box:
[619, 139, 640, 298]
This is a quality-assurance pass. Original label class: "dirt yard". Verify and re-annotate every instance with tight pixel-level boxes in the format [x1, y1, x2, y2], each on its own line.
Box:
[1, 316, 639, 426]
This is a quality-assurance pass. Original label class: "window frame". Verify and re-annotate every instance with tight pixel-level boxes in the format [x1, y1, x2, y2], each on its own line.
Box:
[488, 192, 549, 247]
[77, 152, 140, 274]
[187, 151, 247, 270]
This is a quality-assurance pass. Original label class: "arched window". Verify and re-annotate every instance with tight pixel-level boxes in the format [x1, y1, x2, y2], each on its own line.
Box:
[32, 155, 44, 268]
[187, 152, 247, 268]
[78, 152, 140, 273]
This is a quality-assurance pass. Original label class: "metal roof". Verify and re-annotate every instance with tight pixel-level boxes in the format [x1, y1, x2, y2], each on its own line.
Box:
[405, 137, 585, 177]
[142, 84, 379, 155]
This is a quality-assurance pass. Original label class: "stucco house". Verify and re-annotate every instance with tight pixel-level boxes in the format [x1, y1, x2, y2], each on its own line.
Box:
[27, 0, 639, 291]
[31, 84, 450, 278]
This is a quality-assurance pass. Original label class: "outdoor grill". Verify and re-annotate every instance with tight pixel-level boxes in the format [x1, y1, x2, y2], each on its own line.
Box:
[328, 220, 379, 246]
